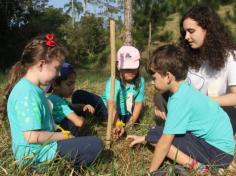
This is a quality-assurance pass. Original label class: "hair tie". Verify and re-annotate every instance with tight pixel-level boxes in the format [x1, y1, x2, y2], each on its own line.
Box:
[45, 34, 56, 47]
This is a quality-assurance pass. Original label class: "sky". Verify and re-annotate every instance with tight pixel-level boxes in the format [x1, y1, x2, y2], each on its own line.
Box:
[47, 0, 122, 20]
[48, 0, 68, 8]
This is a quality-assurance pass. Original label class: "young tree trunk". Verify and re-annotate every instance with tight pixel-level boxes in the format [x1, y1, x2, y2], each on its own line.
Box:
[106, 20, 116, 149]
[148, 21, 152, 59]
[83, 0, 87, 15]
[124, 0, 133, 45]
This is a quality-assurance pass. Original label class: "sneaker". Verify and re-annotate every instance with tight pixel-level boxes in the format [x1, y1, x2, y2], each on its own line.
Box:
[147, 170, 168, 176]
[174, 165, 189, 176]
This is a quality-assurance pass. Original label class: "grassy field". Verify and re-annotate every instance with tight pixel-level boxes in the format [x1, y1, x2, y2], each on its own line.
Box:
[1, 3, 236, 173]
[0, 68, 235, 176]
[0, 69, 156, 176]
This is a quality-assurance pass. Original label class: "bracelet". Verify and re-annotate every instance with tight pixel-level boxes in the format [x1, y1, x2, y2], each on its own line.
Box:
[56, 125, 71, 139]
[115, 120, 125, 127]
[62, 130, 71, 139]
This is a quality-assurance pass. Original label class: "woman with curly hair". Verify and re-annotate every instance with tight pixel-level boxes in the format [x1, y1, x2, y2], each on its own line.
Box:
[179, 5, 236, 132]
[155, 4, 236, 131]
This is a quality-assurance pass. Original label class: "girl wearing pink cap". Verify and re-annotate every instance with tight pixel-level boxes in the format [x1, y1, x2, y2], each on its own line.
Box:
[101, 45, 145, 139]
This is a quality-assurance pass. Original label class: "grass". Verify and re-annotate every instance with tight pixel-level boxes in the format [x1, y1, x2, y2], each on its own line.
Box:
[1, 4, 236, 175]
[0, 69, 236, 176]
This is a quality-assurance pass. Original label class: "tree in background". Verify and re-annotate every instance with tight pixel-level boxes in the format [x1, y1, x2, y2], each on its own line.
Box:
[124, 0, 132, 45]
[64, 0, 83, 27]
[23, 7, 70, 37]
[133, 0, 175, 51]
[60, 15, 106, 67]
[1, 0, 235, 70]
[0, 0, 50, 69]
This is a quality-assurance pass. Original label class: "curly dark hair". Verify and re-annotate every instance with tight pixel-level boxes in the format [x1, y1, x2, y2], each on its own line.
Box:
[179, 4, 236, 70]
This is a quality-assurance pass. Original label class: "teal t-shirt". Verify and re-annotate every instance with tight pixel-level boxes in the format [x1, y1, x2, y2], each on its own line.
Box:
[7, 78, 58, 165]
[101, 76, 145, 116]
[163, 81, 235, 155]
[47, 94, 73, 123]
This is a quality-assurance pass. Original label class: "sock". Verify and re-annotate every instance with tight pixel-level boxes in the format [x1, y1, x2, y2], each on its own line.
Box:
[190, 160, 209, 175]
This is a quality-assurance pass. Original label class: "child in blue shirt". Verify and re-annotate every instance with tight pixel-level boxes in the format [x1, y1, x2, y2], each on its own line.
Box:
[101, 45, 145, 139]
[46, 62, 107, 136]
[127, 44, 234, 175]
[2, 34, 102, 168]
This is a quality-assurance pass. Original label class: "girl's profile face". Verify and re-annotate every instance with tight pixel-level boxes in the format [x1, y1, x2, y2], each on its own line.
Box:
[54, 73, 76, 98]
[120, 69, 138, 83]
[183, 18, 207, 49]
[39, 56, 64, 85]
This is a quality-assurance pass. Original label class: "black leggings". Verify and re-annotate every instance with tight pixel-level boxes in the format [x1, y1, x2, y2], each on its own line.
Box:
[72, 89, 108, 121]
[222, 106, 236, 133]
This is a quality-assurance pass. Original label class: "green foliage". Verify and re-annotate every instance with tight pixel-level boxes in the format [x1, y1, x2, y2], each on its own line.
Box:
[24, 7, 70, 37]
[0, 0, 70, 70]
[0, 0, 42, 69]
[133, 0, 176, 50]
[225, 3, 236, 22]
[158, 31, 173, 43]
[61, 15, 107, 67]
[1, 0, 236, 70]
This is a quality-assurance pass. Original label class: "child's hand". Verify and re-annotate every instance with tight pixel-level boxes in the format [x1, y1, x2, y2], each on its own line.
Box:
[154, 105, 166, 120]
[126, 118, 135, 128]
[83, 104, 95, 114]
[112, 126, 125, 140]
[126, 135, 146, 147]
[153, 94, 167, 120]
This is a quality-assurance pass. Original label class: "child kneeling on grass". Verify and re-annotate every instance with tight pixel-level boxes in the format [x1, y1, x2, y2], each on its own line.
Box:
[2, 34, 103, 169]
[101, 45, 145, 139]
[46, 62, 107, 136]
[127, 44, 235, 175]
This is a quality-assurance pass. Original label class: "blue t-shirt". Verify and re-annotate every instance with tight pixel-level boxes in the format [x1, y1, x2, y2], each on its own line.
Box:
[164, 81, 235, 155]
[47, 94, 73, 123]
[7, 78, 58, 165]
[101, 76, 145, 116]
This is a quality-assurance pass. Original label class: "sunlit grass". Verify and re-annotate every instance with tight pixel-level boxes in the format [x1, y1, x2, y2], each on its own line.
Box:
[0, 69, 235, 175]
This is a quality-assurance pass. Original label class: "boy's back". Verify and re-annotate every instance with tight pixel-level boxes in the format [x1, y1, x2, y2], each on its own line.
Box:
[164, 81, 234, 155]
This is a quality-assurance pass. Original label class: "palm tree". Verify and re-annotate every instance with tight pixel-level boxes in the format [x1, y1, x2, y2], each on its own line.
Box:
[64, 0, 83, 26]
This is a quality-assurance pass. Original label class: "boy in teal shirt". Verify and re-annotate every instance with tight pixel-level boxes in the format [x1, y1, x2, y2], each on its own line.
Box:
[127, 45, 234, 175]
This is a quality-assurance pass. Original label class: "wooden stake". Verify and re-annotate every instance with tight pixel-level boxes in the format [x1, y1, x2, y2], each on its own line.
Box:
[105, 20, 116, 149]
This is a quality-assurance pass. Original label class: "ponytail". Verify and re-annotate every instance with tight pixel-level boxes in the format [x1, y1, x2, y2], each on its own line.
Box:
[0, 33, 66, 119]
[0, 61, 27, 118]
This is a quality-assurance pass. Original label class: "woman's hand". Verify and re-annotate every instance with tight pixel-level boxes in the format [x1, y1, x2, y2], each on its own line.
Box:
[154, 105, 166, 120]
[153, 94, 167, 120]
[83, 104, 95, 114]
[126, 135, 146, 147]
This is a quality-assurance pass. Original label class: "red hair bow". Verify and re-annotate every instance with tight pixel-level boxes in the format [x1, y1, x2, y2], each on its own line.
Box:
[45, 34, 56, 47]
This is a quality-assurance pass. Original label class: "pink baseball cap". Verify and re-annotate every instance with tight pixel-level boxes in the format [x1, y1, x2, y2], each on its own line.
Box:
[117, 46, 140, 70]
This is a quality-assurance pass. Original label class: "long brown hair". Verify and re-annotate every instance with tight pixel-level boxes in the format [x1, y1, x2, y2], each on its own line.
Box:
[180, 5, 236, 70]
[0, 34, 67, 117]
